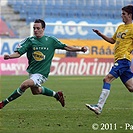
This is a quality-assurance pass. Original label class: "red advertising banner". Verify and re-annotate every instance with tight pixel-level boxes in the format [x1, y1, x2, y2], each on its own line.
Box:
[0, 56, 28, 75]
[1, 57, 133, 76]
[0, 57, 116, 76]
[50, 57, 114, 76]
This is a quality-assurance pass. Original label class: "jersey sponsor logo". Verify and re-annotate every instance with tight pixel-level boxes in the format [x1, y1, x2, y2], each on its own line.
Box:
[121, 33, 126, 39]
[117, 31, 127, 39]
[33, 47, 48, 50]
[32, 51, 45, 61]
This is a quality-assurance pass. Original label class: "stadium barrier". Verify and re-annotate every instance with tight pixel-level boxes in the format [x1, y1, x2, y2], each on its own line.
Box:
[0, 56, 114, 76]
[1, 38, 114, 58]
[1, 38, 133, 75]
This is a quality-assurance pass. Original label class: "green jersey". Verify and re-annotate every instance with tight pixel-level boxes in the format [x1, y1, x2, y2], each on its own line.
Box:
[15, 35, 67, 78]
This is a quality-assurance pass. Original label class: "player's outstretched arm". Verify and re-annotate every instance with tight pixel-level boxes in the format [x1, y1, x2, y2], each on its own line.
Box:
[92, 29, 115, 44]
[64, 46, 87, 53]
[4, 52, 21, 60]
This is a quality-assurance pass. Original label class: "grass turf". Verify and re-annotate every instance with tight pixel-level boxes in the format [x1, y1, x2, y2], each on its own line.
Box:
[0, 75, 133, 133]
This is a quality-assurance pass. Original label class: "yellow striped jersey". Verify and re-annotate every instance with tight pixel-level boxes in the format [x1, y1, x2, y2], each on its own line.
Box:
[112, 23, 133, 62]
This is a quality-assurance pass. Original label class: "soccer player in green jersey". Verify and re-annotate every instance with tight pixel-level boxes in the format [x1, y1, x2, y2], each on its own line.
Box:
[0, 19, 87, 109]
[86, 5, 133, 115]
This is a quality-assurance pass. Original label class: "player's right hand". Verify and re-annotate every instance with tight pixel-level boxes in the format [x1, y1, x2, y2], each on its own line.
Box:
[4, 54, 10, 60]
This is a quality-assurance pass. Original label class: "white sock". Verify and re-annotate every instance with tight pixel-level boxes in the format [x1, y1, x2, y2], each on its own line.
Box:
[53, 91, 56, 96]
[97, 89, 110, 109]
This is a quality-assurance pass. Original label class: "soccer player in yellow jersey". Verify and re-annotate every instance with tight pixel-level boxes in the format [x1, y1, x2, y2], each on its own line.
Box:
[86, 5, 133, 115]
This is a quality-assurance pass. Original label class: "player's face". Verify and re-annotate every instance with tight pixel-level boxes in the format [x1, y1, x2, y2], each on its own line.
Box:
[121, 10, 132, 24]
[33, 23, 44, 38]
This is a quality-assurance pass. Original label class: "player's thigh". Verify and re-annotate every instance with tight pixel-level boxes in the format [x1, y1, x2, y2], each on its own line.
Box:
[120, 70, 133, 92]
[120, 70, 133, 84]
[124, 78, 133, 92]
[20, 79, 35, 89]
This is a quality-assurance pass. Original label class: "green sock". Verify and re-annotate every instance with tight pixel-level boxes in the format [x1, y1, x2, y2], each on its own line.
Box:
[3, 88, 24, 106]
[41, 86, 56, 97]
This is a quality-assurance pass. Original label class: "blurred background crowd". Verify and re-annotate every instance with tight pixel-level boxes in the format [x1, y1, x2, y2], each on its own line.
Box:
[0, 0, 133, 39]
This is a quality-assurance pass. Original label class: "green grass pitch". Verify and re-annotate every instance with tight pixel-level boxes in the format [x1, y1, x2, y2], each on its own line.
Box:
[0, 76, 133, 133]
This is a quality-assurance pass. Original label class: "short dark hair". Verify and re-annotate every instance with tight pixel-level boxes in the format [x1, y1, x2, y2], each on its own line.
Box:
[122, 5, 133, 19]
[34, 19, 46, 28]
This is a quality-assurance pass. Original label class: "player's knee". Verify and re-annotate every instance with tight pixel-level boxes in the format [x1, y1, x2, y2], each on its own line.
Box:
[103, 77, 108, 83]
[20, 83, 30, 91]
[103, 78, 106, 82]
[103, 74, 114, 83]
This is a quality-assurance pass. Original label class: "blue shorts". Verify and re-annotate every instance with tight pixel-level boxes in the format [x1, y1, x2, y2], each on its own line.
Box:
[109, 59, 133, 83]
